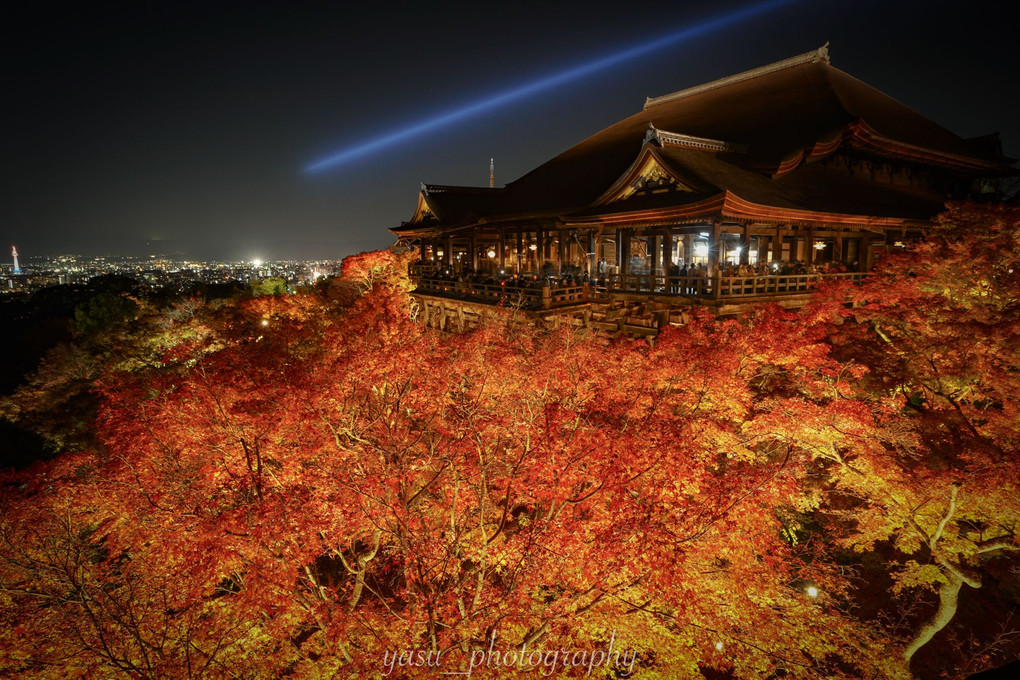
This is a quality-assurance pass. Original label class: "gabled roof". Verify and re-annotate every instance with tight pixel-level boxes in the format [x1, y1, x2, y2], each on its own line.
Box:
[560, 136, 946, 230]
[496, 45, 1011, 215]
[403, 184, 503, 226]
[392, 46, 1015, 236]
[593, 143, 710, 205]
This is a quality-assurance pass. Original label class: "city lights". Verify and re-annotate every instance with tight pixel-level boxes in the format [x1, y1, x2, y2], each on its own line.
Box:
[1, 254, 342, 296]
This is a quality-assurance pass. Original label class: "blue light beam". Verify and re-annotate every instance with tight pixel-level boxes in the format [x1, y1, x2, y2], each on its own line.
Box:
[304, 0, 800, 174]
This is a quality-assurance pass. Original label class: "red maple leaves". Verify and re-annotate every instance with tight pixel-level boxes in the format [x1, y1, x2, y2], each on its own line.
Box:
[2, 205, 1019, 678]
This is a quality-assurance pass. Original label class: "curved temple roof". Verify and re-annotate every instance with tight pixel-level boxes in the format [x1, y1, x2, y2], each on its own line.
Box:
[393, 45, 1014, 236]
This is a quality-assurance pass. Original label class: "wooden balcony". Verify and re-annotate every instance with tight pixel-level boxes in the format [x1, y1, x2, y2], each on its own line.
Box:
[413, 277, 586, 310]
[411, 269, 865, 309]
[594, 271, 866, 299]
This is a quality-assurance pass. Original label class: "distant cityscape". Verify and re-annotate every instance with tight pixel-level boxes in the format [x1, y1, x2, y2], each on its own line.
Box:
[0, 249, 345, 296]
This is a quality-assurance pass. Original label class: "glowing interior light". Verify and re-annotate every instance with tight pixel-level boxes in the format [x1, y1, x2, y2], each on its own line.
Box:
[260, 319, 269, 327]
[806, 585, 819, 598]
[813, 241, 827, 250]
[303, 0, 801, 174]
[487, 249, 497, 258]
[694, 244, 709, 257]
[252, 259, 263, 267]
[529, 244, 538, 251]
[893, 241, 905, 247]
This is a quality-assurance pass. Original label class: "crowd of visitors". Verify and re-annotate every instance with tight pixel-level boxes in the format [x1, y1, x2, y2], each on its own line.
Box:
[418, 268, 587, 291]
[416, 258, 858, 298]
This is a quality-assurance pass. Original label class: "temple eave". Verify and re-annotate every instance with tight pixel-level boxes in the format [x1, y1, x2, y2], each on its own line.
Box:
[388, 45, 1013, 321]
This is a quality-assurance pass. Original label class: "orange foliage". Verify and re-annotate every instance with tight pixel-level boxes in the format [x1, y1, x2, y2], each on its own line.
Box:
[1, 206, 1018, 679]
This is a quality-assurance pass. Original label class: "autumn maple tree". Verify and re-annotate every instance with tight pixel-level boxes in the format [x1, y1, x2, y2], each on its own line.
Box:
[804, 203, 1020, 675]
[1, 207, 1018, 679]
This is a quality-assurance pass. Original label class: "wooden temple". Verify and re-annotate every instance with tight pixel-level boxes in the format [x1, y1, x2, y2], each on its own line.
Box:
[390, 45, 1014, 332]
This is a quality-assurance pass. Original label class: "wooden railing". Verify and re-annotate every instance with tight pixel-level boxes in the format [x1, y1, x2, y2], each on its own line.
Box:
[411, 270, 866, 307]
[713, 272, 865, 297]
[597, 274, 710, 296]
[413, 277, 586, 310]
[409, 262, 440, 278]
[595, 272, 865, 298]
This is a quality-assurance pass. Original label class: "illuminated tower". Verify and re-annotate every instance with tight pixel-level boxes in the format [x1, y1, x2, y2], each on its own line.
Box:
[11, 246, 20, 274]
[489, 158, 494, 189]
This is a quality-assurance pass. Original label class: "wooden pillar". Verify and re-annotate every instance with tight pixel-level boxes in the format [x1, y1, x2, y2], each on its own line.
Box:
[805, 230, 815, 265]
[536, 229, 544, 271]
[682, 234, 692, 263]
[757, 234, 769, 264]
[707, 223, 719, 278]
[860, 235, 872, 272]
[587, 231, 596, 276]
[557, 229, 566, 275]
[614, 230, 624, 273]
[499, 230, 507, 270]
[650, 231, 660, 276]
[621, 229, 631, 276]
[771, 228, 783, 265]
[516, 228, 524, 272]
[663, 227, 673, 272]
[834, 233, 844, 263]
[739, 224, 751, 265]
[445, 236, 453, 267]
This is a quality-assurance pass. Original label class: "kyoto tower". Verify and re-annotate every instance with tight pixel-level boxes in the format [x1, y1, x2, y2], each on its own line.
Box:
[11, 246, 21, 274]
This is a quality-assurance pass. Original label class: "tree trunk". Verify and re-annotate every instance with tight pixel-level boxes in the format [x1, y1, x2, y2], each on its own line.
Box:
[903, 571, 964, 664]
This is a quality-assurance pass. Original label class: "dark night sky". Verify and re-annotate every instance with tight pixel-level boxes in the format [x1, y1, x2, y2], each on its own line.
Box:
[2, 0, 1016, 261]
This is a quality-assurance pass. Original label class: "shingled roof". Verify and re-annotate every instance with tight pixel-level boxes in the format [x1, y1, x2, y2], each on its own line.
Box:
[395, 45, 1014, 234]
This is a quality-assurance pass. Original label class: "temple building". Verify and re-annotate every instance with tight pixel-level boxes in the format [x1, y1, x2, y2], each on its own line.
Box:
[390, 45, 1014, 331]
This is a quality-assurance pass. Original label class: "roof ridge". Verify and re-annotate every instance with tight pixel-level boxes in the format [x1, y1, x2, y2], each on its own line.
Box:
[422, 183, 501, 195]
[644, 43, 830, 110]
[645, 123, 748, 153]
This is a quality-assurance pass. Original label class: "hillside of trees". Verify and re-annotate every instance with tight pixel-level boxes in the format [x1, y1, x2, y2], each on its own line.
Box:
[1, 203, 1018, 679]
